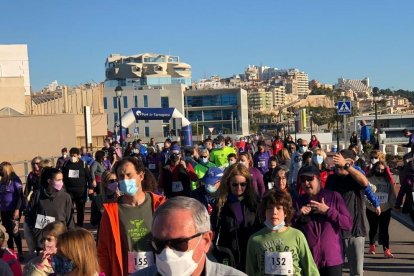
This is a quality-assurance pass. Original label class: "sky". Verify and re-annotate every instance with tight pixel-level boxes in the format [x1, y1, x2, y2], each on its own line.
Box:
[1, 0, 413, 91]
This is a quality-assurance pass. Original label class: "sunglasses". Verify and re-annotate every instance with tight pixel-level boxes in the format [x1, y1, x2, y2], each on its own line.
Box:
[109, 179, 118, 183]
[200, 156, 208, 158]
[299, 175, 314, 182]
[231, 182, 247, 187]
[151, 232, 203, 254]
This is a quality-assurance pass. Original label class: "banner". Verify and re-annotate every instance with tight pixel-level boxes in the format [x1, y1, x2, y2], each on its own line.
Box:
[131, 108, 175, 120]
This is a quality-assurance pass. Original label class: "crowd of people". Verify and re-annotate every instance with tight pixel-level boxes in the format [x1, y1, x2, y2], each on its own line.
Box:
[0, 129, 412, 275]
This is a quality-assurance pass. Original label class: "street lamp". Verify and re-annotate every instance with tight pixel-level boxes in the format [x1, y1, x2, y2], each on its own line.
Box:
[309, 110, 313, 138]
[294, 113, 297, 141]
[115, 86, 123, 151]
[373, 87, 380, 144]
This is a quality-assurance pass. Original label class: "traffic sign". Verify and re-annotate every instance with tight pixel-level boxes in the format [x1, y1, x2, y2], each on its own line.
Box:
[208, 127, 214, 133]
[337, 101, 352, 115]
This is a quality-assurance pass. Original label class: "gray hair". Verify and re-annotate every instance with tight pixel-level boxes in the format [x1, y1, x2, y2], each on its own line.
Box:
[153, 196, 210, 233]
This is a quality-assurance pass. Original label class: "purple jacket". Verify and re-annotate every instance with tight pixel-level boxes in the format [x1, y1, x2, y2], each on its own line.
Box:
[249, 167, 265, 197]
[0, 176, 23, 212]
[253, 150, 271, 175]
[293, 189, 352, 268]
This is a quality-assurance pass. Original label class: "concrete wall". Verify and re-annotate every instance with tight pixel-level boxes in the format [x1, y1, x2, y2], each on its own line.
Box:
[0, 77, 26, 113]
[0, 113, 107, 163]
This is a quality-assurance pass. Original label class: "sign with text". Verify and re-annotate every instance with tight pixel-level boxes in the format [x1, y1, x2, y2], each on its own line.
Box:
[131, 108, 175, 120]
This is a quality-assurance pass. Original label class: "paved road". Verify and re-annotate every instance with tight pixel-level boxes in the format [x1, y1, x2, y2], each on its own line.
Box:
[343, 214, 414, 275]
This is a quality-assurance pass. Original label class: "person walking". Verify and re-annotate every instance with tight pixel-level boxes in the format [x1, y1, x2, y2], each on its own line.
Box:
[61, 147, 93, 227]
[366, 161, 396, 258]
[0, 162, 24, 260]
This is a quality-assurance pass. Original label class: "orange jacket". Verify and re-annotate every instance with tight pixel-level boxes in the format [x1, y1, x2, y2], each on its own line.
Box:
[97, 192, 166, 276]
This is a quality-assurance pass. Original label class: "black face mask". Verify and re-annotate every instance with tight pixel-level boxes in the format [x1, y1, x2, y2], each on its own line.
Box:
[374, 171, 385, 177]
[170, 154, 180, 163]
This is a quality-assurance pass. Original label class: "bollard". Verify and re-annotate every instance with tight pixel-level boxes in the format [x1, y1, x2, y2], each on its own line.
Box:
[392, 145, 398, 156]
[379, 144, 386, 155]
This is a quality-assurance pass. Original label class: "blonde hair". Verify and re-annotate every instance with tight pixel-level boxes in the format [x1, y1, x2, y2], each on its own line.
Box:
[57, 228, 100, 276]
[0, 162, 16, 185]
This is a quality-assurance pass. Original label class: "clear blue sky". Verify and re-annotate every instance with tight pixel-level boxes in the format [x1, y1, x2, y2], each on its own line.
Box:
[1, 0, 413, 91]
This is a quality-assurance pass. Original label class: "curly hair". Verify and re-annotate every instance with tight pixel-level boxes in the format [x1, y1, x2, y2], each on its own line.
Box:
[216, 163, 257, 214]
[259, 189, 293, 225]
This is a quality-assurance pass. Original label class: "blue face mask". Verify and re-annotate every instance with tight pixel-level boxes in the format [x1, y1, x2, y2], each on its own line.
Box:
[299, 146, 307, 153]
[51, 254, 75, 274]
[119, 179, 138, 196]
[215, 144, 222, 149]
[201, 157, 209, 163]
[313, 155, 324, 165]
[264, 220, 286, 231]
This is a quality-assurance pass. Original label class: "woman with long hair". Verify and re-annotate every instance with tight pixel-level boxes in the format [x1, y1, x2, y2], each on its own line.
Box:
[0, 162, 24, 260]
[238, 152, 265, 197]
[211, 163, 261, 271]
[54, 228, 102, 276]
[24, 156, 43, 199]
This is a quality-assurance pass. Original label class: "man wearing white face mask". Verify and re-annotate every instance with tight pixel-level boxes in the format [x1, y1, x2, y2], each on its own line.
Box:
[133, 196, 246, 276]
[289, 139, 309, 190]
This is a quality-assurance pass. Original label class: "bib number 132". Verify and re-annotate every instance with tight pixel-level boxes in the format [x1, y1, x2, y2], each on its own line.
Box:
[265, 251, 294, 275]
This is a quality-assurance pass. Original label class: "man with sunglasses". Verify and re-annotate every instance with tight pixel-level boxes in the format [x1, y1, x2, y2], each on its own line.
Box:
[133, 196, 246, 276]
[325, 150, 380, 276]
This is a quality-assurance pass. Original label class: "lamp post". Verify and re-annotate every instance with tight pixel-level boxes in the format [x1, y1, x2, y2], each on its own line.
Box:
[309, 110, 313, 138]
[373, 87, 380, 144]
[294, 113, 297, 141]
[115, 86, 123, 152]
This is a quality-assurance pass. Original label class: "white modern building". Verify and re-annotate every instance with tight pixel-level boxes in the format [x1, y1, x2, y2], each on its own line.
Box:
[104, 52, 191, 140]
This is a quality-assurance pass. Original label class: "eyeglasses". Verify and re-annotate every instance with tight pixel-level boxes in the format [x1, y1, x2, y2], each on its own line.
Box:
[151, 232, 204, 254]
[299, 175, 314, 182]
[231, 182, 247, 187]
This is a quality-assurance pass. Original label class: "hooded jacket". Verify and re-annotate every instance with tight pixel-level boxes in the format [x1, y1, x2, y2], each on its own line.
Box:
[25, 187, 74, 249]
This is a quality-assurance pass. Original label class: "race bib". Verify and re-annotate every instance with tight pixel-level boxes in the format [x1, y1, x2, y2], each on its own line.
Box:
[265, 251, 294, 275]
[35, 214, 56, 229]
[268, 182, 275, 190]
[172, 181, 183, 192]
[68, 169, 80, 178]
[148, 164, 156, 170]
[376, 192, 388, 204]
[128, 251, 154, 273]
[258, 161, 266, 168]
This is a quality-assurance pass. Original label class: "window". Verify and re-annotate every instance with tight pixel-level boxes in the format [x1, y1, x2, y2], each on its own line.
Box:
[103, 97, 108, 109]
[123, 96, 128, 108]
[113, 97, 118, 109]
[143, 95, 148, 107]
[145, 127, 150, 137]
[134, 96, 138, 107]
[114, 112, 119, 123]
[161, 97, 169, 108]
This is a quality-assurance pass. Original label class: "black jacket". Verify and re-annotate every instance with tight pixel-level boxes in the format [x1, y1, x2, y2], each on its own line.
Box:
[26, 188, 74, 249]
[61, 160, 92, 198]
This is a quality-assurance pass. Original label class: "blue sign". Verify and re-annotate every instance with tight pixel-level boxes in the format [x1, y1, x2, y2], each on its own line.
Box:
[337, 101, 352, 115]
[131, 108, 175, 120]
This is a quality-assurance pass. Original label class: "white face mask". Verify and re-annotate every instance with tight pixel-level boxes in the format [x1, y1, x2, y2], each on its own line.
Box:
[264, 220, 286, 231]
[156, 237, 201, 276]
[371, 158, 379, 165]
[71, 157, 78, 163]
[205, 184, 218, 194]
[201, 157, 209, 163]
